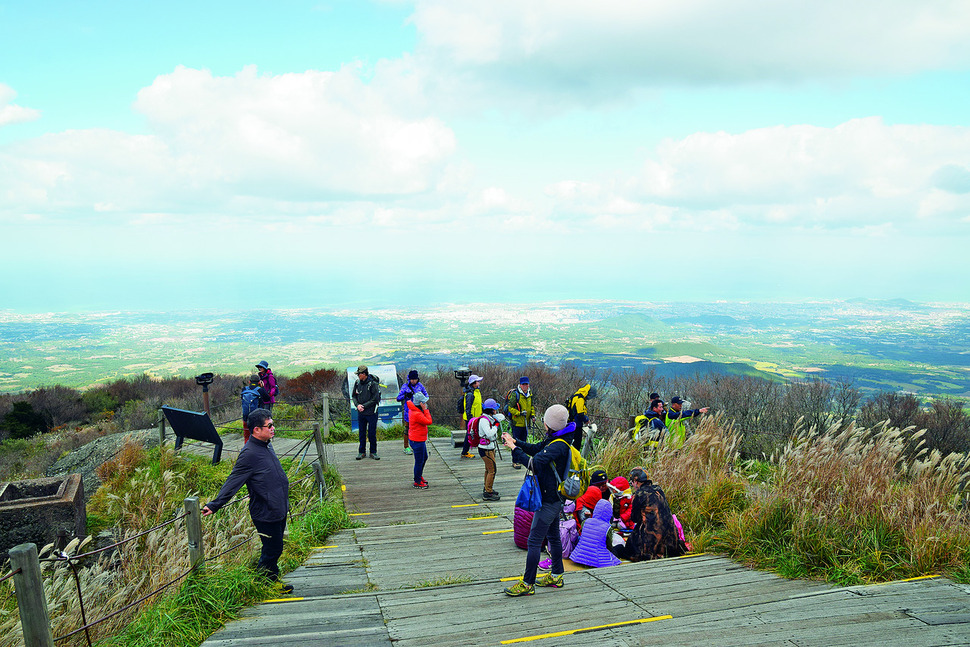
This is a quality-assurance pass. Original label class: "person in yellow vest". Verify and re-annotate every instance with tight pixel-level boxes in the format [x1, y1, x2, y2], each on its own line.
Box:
[664, 396, 709, 448]
[567, 384, 596, 450]
[460, 374, 483, 458]
[505, 376, 535, 469]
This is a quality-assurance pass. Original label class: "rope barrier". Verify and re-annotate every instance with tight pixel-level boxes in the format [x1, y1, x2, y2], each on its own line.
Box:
[0, 568, 22, 584]
[42, 512, 191, 563]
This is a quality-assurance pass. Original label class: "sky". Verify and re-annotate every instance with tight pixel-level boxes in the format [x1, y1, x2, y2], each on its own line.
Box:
[1, 0, 969, 312]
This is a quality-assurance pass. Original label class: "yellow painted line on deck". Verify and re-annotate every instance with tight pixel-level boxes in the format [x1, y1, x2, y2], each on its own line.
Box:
[872, 574, 940, 586]
[671, 552, 707, 560]
[313, 545, 338, 549]
[349, 512, 370, 516]
[263, 597, 305, 604]
[483, 529, 514, 535]
[501, 616, 673, 644]
[451, 503, 480, 508]
[341, 484, 346, 491]
[500, 576, 522, 582]
[467, 515, 499, 520]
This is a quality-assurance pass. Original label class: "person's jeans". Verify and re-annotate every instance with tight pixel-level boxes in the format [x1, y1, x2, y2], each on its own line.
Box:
[410, 440, 428, 482]
[358, 413, 378, 454]
[524, 500, 564, 585]
[251, 518, 287, 581]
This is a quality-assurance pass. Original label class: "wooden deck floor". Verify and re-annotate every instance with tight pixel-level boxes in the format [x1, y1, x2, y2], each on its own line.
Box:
[199, 434, 970, 646]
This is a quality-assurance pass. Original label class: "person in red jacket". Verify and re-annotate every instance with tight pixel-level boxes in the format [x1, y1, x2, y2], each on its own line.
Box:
[408, 392, 433, 488]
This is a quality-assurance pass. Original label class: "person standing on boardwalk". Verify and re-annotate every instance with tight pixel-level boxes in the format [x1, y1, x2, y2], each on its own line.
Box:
[408, 391, 433, 488]
[397, 370, 428, 455]
[460, 374, 484, 459]
[501, 403, 575, 596]
[352, 365, 382, 460]
[202, 408, 292, 593]
[567, 384, 596, 451]
[471, 398, 505, 501]
[505, 376, 535, 470]
[255, 360, 279, 411]
[241, 375, 270, 444]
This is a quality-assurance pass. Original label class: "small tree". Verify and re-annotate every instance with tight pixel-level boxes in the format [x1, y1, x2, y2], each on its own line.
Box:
[3, 401, 48, 439]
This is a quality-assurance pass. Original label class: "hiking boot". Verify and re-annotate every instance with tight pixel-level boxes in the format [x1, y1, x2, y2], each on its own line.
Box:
[536, 573, 563, 588]
[356, 453, 365, 460]
[404, 447, 413, 455]
[413, 481, 429, 489]
[537, 558, 552, 571]
[460, 452, 474, 459]
[482, 490, 501, 501]
[512, 462, 522, 469]
[274, 582, 294, 594]
[504, 580, 535, 597]
[370, 453, 380, 460]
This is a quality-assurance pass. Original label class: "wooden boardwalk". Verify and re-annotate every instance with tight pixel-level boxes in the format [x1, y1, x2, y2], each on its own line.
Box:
[199, 434, 970, 646]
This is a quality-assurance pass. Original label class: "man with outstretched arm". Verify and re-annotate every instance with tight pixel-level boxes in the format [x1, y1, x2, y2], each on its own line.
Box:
[202, 408, 292, 593]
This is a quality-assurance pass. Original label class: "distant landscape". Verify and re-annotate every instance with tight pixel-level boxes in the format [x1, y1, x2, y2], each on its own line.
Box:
[1, 299, 969, 399]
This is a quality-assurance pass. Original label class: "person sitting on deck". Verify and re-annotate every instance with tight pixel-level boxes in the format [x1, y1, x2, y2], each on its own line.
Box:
[569, 499, 622, 568]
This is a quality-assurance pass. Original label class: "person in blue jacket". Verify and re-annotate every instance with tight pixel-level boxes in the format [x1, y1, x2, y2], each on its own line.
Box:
[396, 369, 428, 455]
[203, 408, 292, 592]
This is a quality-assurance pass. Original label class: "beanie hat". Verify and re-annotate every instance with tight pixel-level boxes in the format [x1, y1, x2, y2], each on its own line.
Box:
[543, 404, 569, 431]
[412, 392, 429, 405]
[249, 374, 260, 385]
[482, 398, 499, 412]
[408, 370, 419, 380]
[590, 469, 608, 485]
[609, 476, 630, 492]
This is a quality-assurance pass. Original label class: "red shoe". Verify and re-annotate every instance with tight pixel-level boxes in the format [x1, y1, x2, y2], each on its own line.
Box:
[413, 481, 429, 489]
[420, 478, 428, 486]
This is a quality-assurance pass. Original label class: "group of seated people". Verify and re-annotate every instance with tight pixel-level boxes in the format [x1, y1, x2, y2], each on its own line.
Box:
[515, 466, 691, 569]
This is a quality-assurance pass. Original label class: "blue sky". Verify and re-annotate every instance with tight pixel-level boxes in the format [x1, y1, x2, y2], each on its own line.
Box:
[2, 0, 969, 311]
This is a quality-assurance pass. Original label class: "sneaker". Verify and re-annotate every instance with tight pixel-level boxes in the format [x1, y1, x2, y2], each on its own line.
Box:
[482, 491, 501, 501]
[413, 481, 429, 489]
[275, 582, 294, 594]
[512, 462, 522, 469]
[504, 580, 535, 597]
[460, 452, 474, 459]
[536, 573, 564, 588]
[419, 478, 428, 486]
[370, 453, 380, 460]
[404, 447, 413, 455]
[537, 558, 552, 571]
[356, 453, 365, 460]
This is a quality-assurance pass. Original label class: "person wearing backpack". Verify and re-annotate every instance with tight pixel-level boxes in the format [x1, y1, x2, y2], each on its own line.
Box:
[397, 370, 428, 455]
[352, 365, 382, 460]
[407, 391, 433, 489]
[611, 467, 687, 561]
[636, 399, 668, 449]
[255, 360, 279, 411]
[241, 375, 270, 444]
[567, 384, 596, 450]
[468, 398, 505, 501]
[501, 404, 575, 596]
[504, 376, 535, 470]
[460, 374, 483, 459]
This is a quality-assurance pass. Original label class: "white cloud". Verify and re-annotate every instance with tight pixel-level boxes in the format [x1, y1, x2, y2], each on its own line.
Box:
[545, 118, 970, 231]
[408, 0, 970, 98]
[0, 84, 40, 127]
[0, 65, 458, 221]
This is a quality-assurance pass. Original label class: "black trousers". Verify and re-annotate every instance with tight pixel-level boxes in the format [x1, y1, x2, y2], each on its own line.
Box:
[252, 518, 287, 581]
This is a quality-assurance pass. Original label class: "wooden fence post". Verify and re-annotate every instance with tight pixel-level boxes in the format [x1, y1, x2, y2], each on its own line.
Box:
[9, 543, 54, 647]
[158, 408, 166, 446]
[184, 497, 204, 569]
[312, 422, 327, 472]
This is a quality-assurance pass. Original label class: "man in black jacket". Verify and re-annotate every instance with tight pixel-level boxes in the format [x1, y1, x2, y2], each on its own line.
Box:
[501, 404, 574, 596]
[203, 408, 291, 591]
[352, 365, 382, 460]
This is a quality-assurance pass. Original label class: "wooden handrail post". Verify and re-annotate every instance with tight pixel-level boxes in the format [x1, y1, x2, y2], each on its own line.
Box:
[312, 422, 327, 472]
[9, 543, 54, 647]
[184, 497, 204, 569]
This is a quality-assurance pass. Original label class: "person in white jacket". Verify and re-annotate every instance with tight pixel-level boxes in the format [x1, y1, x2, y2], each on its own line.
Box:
[472, 398, 505, 501]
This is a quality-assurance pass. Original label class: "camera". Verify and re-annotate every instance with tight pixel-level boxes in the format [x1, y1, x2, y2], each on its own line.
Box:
[195, 372, 215, 387]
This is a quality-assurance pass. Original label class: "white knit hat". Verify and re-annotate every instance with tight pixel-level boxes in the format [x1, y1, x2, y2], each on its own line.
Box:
[543, 404, 569, 431]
